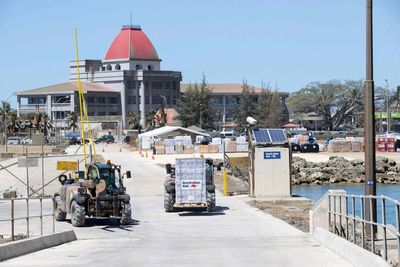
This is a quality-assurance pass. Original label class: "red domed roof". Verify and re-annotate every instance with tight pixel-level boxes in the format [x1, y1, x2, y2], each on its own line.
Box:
[105, 26, 160, 61]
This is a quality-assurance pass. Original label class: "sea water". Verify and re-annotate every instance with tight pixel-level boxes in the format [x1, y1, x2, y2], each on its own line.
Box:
[293, 184, 400, 226]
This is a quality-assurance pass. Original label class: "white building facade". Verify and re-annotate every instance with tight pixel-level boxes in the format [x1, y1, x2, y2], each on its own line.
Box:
[16, 25, 182, 129]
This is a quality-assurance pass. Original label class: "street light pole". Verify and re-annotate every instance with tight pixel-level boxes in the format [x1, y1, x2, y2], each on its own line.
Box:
[364, 0, 377, 236]
[385, 79, 390, 133]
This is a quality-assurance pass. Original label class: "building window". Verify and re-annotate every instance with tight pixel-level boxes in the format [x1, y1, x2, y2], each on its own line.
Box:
[145, 96, 149, 104]
[97, 97, 106, 104]
[97, 111, 106, 116]
[147, 64, 152, 70]
[172, 81, 177, 89]
[165, 82, 170, 90]
[109, 97, 118, 104]
[115, 64, 121, 70]
[136, 64, 142, 70]
[106, 64, 112, 71]
[127, 96, 136, 104]
[152, 96, 160, 104]
[87, 96, 95, 104]
[109, 112, 118, 115]
[152, 81, 163, 89]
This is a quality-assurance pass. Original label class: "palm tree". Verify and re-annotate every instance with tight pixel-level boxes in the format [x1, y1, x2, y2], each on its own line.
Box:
[7, 110, 19, 133]
[0, 101, 11, 134]
[145, 110, 157, 128]
[69, 112, 78, 132]
[128, 112, 138, 129]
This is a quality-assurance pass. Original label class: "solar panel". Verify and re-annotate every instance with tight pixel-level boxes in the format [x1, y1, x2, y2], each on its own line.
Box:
[252, 129, 271, 144]
[252, 128, 287, 145]
[268, 129, 287, 143]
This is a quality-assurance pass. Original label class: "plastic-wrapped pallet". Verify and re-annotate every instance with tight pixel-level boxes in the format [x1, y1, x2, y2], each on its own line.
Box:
[175, 144, 184, 153]
[174, 136, 184, 146]
[165, 145, 175, 154]
[223, 138, 230, 149]
[341, 140, 351, 152]
[183, 146, 194, 154]
[328, 140, 342, 153]
[218, 144, 224, 153]
[236, 136, 246, 144]
[351, 141, 362, 152]
[208, 144, 219, 153]
[199, 145, 209, 154]
[175, 158, 206, 204]
[237, 142, 248, 152]
[155, 145, 165, 155]
[155, 140, 164, 146]
[164, 139, 175, 146]
[212, 138, 222, 145]
[226, 141, 237, 152]
[183, 136, 192, 146]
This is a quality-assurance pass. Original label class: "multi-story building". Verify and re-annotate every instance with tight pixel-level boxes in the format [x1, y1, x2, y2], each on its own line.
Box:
[181, 83, 289, 126]
[16, 25, 182, 128]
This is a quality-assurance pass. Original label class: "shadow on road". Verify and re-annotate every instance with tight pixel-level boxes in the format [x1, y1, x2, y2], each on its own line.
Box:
[66, 218, 140, 231]
[177, 206, 229, 217]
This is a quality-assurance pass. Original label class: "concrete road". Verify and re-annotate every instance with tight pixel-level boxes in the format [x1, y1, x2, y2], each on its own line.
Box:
[0, 147, 352, 267]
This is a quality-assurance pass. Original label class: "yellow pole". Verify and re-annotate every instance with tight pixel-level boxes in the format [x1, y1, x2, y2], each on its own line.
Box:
[223, 170, 228, 196]
[74, 28, 87, 166]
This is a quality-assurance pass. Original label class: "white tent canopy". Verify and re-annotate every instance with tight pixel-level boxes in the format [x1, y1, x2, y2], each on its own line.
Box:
[138, 126, 209, 149]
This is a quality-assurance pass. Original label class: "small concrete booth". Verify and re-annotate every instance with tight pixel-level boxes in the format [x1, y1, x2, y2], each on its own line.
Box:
[248, 128, 291, 198]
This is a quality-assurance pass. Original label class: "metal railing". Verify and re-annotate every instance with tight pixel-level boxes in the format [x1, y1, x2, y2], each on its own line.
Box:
[328, 192, 400, 264]
[223, 152, 248, 190]
[0, 197, 55, 242]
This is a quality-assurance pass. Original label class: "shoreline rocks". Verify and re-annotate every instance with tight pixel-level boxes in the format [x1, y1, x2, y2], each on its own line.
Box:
[291, 156, 400, 185]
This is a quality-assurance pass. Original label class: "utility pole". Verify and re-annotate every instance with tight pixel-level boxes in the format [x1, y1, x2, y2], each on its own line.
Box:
[364, 0, 377, 236]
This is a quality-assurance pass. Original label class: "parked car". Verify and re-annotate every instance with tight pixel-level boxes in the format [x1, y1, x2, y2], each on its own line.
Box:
[7, 137, 21, 145]
[95, 135, 115, 144]
[21, 137, 32, 145]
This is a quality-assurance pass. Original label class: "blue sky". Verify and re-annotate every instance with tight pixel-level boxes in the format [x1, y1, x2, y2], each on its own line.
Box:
[1, 0, 399, 107]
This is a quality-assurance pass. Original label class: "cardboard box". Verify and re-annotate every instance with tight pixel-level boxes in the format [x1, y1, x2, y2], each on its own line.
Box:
[199, 145, 209, 154]
[208, 144, 219, 153]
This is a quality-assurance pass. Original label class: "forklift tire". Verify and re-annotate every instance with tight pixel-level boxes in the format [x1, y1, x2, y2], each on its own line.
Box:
[71, 201, 85, 227]
[206, 192, 216, 212]
[164, 192, 175, 212]
[54, 195, 66, 221]
[120, 203, 132, 225]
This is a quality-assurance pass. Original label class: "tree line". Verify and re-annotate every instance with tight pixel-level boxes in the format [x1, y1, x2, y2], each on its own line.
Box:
[288, 80, 400, 131]
[176, 75, 285, 132]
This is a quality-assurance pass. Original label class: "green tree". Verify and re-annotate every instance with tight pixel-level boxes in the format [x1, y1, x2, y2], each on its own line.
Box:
[0, 101, 11, 134]
[257, 88, 284, 128]
[127, 112, 139, 129]
[176, 74, 213, 129]
[69, 111, 78, 132]
[235, 81, 257, 131]
[288, 80, 364, 130]
[145, 110, 157, 128]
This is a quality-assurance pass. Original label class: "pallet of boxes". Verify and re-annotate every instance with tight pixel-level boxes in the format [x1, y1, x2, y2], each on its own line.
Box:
[327, 138, 364, 153]
[155, 140, 165, 155]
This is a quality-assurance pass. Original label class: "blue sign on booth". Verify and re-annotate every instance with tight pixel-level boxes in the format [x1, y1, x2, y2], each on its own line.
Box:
[264, 151, 281, 159]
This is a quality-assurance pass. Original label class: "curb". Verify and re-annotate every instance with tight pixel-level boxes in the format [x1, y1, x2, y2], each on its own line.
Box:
[313, 227, 390, 267]
[0, 230, 77, 262]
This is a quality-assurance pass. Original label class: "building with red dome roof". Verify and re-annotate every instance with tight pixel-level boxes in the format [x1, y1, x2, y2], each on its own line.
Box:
[17, 25, 182, 129]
